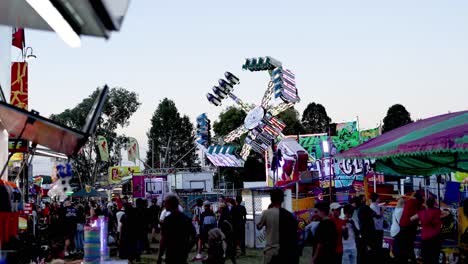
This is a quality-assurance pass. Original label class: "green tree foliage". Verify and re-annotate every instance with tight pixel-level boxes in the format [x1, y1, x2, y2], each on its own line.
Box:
[213, 107, 246, 143]
[212, 107, 265, 185]
[51, 87, 141, 185]
[147, 98, 197, 168]
[277, 108, 304, 136]
[301, 102, 331, 134]
[382, 104, 413, 133]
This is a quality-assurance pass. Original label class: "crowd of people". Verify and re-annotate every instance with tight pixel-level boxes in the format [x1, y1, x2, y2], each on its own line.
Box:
[27, 194, 247, 264]
[157, 194, 247, 264]
[25, 189, 452, 264]
[255, 190, 449, 264]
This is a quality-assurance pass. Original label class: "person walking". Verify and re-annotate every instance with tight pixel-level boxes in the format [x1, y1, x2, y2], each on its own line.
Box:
[231, 195, 247, 256]
[61, 199, 78, 256]
[157, 194, 196, 264]
[257, 189, 299, 264]
[135, 198, 149, 256]
[218, 203, 236, 264]
[193, 199, 205, 253]
[397, 192, 424, 264]
[370, 193, 384, 258]
[74, 204, 86, 254]
[119, 203, 138, 262]
[357, 195, 378, 261]
[194, 201, 217, 261]
[342, 204, 359, 264]
[203, 228, 226, 264]
[410, 197, 442, 264]
[390, 198, 405, 259]
[330, 202, 345, 264]
[311, 202, 337, 264]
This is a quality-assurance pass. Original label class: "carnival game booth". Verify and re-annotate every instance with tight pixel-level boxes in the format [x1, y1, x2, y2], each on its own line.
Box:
[0, 87, 107, 264]
[336, 110, 468, 263]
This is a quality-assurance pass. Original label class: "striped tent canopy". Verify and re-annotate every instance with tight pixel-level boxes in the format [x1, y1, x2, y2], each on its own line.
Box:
[336, 110, 468, 176]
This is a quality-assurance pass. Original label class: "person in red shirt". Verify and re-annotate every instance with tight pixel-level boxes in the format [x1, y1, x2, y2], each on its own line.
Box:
[396, 192, 424, 264]
[43, 202, 50, 224]
[330, 202, 345, 264]
[410, 197, 442, 264]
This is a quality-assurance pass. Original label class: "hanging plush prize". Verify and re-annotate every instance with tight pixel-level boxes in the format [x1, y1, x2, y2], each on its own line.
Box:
[50, 163, 73, 201]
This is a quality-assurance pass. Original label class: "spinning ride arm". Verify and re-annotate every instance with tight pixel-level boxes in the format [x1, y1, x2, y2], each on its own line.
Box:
[228, 93, 253, 113]
[269, 102, 295, 116]
[261, 81, 274, 109]
[224, 126, 248, 143]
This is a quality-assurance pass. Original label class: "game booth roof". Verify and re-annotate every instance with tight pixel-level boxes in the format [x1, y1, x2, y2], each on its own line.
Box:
[0, 0, 130, 39]
[336, 110, 468, 177]
[0, 86, 108, 157]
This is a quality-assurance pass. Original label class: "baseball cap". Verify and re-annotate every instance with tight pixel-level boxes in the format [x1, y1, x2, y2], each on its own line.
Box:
[330, 202, 342, 210]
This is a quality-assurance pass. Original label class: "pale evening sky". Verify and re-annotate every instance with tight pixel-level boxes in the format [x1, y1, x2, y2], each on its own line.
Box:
[22, 0, 468, 157]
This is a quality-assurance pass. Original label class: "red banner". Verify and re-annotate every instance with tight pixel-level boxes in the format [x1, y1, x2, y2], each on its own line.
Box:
[10, 62, 28, 110]
[12, 28, 25, 50]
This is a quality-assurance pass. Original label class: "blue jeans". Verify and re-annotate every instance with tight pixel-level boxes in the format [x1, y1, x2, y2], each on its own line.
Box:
[75, 224, 84, 250]
[342, 248, 358, 264]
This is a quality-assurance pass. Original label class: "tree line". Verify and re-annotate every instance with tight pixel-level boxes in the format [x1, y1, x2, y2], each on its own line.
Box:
[51, 86, 412, 187]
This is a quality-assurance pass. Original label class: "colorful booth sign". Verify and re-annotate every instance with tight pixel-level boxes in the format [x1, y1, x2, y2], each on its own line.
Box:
[108, 166, 140, 184]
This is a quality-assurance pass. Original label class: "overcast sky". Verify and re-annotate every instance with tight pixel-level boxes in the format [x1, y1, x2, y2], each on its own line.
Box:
[24, 0, 468, 158]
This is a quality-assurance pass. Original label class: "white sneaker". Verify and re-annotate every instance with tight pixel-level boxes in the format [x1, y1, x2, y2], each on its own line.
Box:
[192, 253, 204, 261]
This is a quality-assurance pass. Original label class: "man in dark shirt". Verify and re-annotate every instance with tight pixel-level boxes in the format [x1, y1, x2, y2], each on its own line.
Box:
[311, 202, 337, 264]
[157, 194, 196, 264]
[231, 195, 247, 255]
[149, 198, 161, 243]
[62, 199, 78, 256]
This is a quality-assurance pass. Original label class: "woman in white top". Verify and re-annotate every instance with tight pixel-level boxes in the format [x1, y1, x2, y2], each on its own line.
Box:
[390, 198, 405, 257]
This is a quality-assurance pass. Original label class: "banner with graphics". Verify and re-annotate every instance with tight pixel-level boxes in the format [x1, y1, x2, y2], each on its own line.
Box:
[8, 62, 29, 155]
[10, 62, 28, 110]
[360, 126, 381, 141]
[127, 137, 139, 163]
[108, 166, 140, 184]
[97, 136, 109, 162]
[295, 125, 380, 191]
[336, 121, 357, 133]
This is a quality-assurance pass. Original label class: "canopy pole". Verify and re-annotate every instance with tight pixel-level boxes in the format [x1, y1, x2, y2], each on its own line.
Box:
[437, 175, 441, 208]
[373, 173, 377, 193]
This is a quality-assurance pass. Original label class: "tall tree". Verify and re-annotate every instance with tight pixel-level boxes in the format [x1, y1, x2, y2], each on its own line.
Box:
[301, 102, 331, 134]
[212, 107, 265, 185]
[382, 104, 413, 133]
[147, 98, 197, 168]
[51, 87, 141, 185]
[277, 108, 304, 136]
[213, 106, 246, 143]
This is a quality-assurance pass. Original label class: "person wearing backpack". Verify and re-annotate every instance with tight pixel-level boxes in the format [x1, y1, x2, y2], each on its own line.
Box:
[194, 201, 217, 261]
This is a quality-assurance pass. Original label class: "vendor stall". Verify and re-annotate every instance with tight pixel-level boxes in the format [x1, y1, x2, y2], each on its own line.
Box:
[337, 110, 468, 263]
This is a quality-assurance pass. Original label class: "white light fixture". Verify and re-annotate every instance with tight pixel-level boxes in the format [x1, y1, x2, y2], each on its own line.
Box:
[322, 140, 330, 153]
[26, 0, 81, 48]
[35, 149, 68, 160]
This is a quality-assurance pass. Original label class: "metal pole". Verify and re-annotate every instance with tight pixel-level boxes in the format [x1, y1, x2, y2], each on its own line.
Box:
[252, 190, 256, 249]
[295, 181, 299, 211]
[437, 175, 441, 208]
[151, 139, 154, 169]
[329, 157, 332, 203]
[373, 173, 377, 193]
